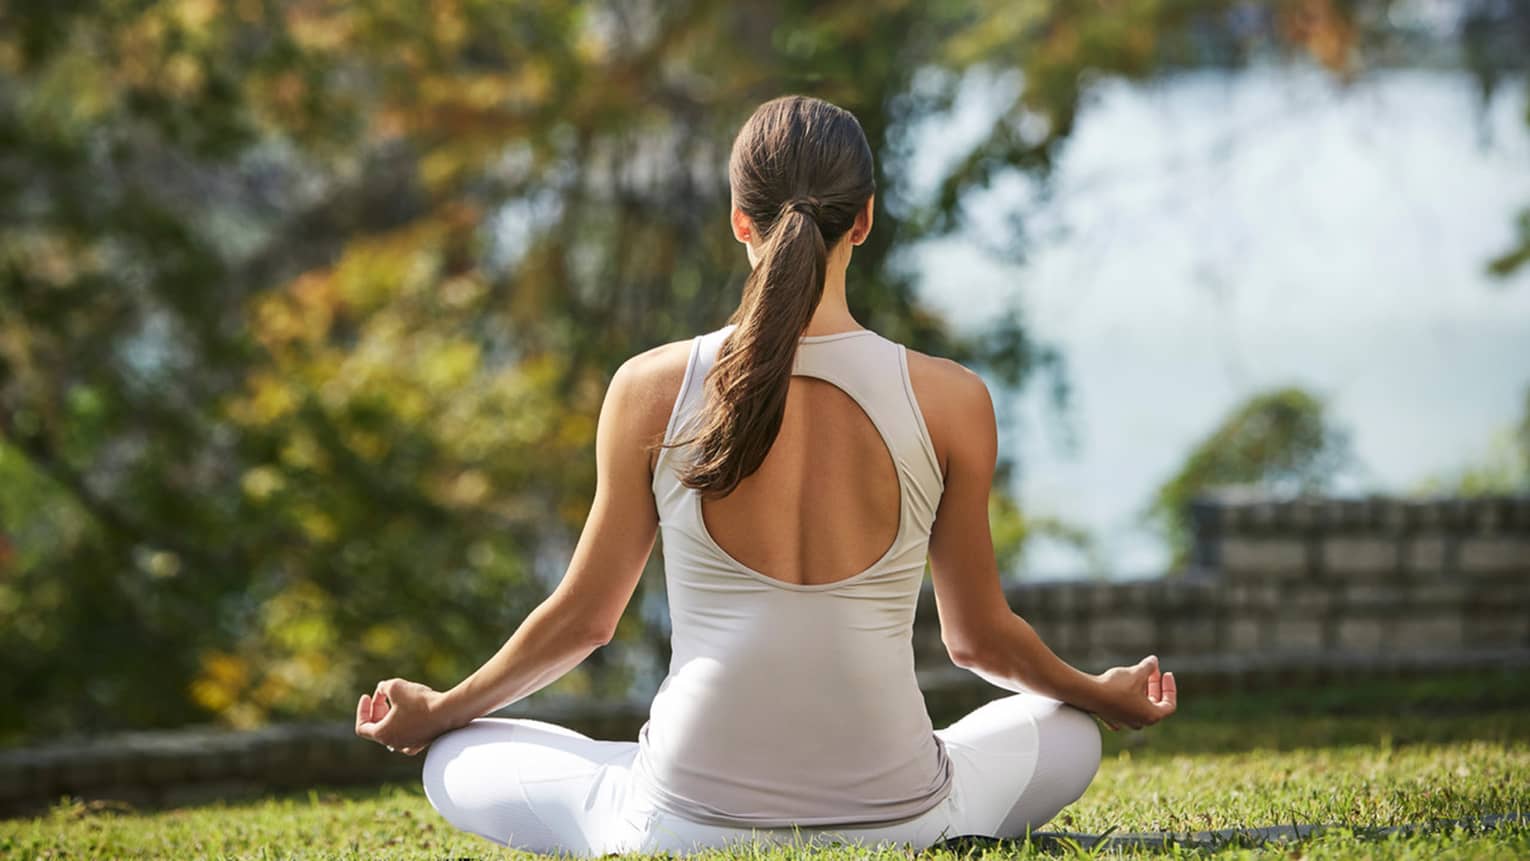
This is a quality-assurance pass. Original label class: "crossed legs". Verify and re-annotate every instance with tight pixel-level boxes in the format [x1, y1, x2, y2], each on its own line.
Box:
[936, 692, 1103, 838]
[421, 693, 1102, 856]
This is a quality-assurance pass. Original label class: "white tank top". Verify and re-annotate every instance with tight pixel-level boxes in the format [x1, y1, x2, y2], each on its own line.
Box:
[630, 323, 954, 828]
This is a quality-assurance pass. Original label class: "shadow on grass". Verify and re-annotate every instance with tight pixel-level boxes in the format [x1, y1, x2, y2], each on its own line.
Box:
[935, 813, 1528, 856]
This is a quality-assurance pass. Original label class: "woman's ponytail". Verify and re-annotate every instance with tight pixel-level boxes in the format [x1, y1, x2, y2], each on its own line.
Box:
[662, 96, 875, 499]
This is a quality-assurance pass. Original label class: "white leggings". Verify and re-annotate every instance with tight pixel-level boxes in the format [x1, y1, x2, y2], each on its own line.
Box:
[422, 693, 1101, 857]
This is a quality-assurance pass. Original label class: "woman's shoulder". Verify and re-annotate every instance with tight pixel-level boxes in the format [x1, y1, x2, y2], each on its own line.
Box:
[902, 348, 994, 477]
[902, 347, 990, 413]
[614, 338, 696, 450]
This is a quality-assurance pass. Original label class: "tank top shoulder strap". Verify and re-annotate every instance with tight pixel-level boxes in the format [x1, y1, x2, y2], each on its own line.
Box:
[652, 324, 946, 531]
[650, 328, 725, 517]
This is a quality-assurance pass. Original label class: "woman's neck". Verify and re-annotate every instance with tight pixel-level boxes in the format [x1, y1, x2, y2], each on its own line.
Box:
[802, 274, 861, 335]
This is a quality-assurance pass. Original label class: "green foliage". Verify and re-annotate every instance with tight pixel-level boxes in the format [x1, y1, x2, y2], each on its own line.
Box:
[0, 0, 1086, 741]
[1488, 208, 1530, 278]
[1462, 0, 1530, 279]
[1146, 387, 1355, 570]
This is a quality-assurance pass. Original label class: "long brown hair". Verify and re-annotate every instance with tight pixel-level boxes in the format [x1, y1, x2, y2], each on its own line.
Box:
[659, 94, 876, 499]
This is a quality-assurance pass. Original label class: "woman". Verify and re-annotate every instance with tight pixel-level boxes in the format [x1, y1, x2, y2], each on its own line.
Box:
[354, 94, 1177, 857]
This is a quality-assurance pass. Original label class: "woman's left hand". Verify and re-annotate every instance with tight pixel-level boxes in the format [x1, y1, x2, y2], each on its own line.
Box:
[354, 678, 458, 756]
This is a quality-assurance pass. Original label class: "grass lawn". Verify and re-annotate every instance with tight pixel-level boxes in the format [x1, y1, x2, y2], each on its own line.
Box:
[3, 671, 1528, 859]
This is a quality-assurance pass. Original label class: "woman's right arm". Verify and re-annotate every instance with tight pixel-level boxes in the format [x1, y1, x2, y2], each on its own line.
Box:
[918, 356, 1176, 731]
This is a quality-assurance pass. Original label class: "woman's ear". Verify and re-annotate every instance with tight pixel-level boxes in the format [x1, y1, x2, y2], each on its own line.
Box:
[732, 205, 761, 269]
[731, 204, 755, 243]
[856, 193, 874, 244]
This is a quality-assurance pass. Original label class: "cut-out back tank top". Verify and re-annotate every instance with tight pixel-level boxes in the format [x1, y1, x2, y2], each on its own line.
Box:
[630, 322, 954, 828]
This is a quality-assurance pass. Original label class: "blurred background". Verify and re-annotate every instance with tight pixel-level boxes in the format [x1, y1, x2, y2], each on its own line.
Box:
[0, 0, 1526, 746]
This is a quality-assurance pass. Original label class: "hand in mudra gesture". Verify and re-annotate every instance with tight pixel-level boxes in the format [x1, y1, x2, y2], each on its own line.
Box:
[1091, 654, 1177, 731]
[354, 678, 456, 756]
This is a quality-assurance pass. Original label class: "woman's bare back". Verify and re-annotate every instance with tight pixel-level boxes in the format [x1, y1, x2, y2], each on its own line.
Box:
[636, 337, 961, 588]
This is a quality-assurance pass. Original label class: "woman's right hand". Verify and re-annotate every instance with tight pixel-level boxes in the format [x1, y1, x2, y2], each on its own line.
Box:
[1088, 654, 1177, 731]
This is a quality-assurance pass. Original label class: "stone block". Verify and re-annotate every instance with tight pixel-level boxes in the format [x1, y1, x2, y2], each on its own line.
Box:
[1093, 615, 1157, 654]
[1336, 618, 1385, 651]
[1342, 582, 1396, 609]
[1380, 501, 1409, 532]
[1469, 497, 1510, 531]
[1032, 620, 1074, 653]
[140, 747, 190, 784]
[1364, 495, 1389, 529]
[1405, 534, 1449, 575]
[307, 740, 346, 778]
[1512, 497, 1530, 531]
[1250, 501, 1280, 531]
[1410, 500, 1444, 530]
[1321, 499, 1352, 530]
[1221, 537, 1308, 578]
[1227, 616, 1264, 651]
[1050, 584, 1083, 615]
[1124, 580, 1157, 608]
[1289, 498, 1321, 530]
[1323, 536, 1397, 577]
[62, 751, 113, 790]
[1089, 582, 1120, 612]
[1465, 612, 1530, 648]
[1148, 580, 1185, 611]
[1273, 618, 1325, 652]
[1409, 581, 1468, 608]
[1391, 615, 1465, 649]
[1164, 618, 1217, 653]
[1441, 498, 1476, 529]
[1458, 537, 1530, 575]
[1286, 589, 1333, 614]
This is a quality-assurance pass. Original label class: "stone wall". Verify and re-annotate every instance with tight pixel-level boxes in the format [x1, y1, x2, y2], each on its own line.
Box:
[916, 493, 1530, 698]
[3, 493, 1527, 816]
[1190, 493, 1530, 580]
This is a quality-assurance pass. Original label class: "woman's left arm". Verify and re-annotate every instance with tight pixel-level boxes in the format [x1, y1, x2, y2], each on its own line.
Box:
[356, 354, 664, 754]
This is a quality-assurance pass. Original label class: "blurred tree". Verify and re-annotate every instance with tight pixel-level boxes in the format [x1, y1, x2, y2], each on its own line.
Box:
[0, 0, 1489, 739]
[1459, 0, 1530, 280]
[1146, 387, 1355, 571]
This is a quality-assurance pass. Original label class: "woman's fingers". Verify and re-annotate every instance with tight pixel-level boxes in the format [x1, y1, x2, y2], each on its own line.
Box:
[355, 677, 444, 753]
[355, 694, 372, 738]
[357, 682, 399, 745]
[1160, 671, 1178, 713]
[355, 694, 387, 744]
[369, 682, 391, 722]
[1132, 655, 1158, 695]
[1147, 661, 1163, 703]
